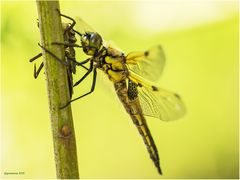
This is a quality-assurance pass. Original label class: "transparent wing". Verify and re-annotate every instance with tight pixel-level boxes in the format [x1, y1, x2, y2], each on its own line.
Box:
[74, 16, 107, 44]
[104, 40, 124, 52]
[74, 16, 96, 35]
[126, 46, 165, 82]
[138, 86, 186, 121]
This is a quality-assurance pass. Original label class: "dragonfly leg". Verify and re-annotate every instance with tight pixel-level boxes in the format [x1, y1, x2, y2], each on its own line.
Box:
[29, 52, 42, 62]
[73, 29, 82, 38]
[34, 62, 44, 79]
[67, 57, 90, 71]
[29, 53, 43, 79]
[73, 60, 93, 87]
[74, 57, 91, 66]
[38, 43, 68, 66]
[56, 9, 77, 36]
[38, 43, 90, 71]
[52, 42, 82, 48]
[60, 66, 97, 109]
[56, 9, 82, 37]
[52, 42, 98, 53]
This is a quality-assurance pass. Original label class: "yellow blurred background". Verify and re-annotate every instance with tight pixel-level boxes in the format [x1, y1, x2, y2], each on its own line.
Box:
[1, 0, 238, 179]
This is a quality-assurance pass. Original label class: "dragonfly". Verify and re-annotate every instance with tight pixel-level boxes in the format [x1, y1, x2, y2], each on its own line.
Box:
[29, 14, 88, 97]
[40, 10, 186, 175]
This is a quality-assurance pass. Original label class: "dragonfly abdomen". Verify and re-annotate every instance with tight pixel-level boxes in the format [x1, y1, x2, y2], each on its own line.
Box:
[130, 107, 162, 175]
[114, 80, 162, 175]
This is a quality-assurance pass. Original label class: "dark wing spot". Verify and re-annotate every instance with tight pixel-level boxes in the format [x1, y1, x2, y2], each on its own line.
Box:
[152, 86, 158, 91]
[174, 93, 181, 99]
[144, 51, 149, 56]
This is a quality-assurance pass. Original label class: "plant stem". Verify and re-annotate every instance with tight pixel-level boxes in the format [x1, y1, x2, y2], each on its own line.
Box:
[36, 1, 79, 179]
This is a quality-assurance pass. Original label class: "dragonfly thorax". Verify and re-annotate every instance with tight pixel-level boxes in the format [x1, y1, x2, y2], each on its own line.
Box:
[81, 32, 103, 56]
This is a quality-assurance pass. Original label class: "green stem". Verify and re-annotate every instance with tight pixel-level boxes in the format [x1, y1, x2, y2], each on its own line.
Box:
[36, 1, 79, 179]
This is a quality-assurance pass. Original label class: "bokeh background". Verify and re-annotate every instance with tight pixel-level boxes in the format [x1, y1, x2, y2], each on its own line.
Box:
[1, 0, 238, 179]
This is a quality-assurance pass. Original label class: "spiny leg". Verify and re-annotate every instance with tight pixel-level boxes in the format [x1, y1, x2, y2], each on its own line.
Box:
[56, 9, 83, 48]
[29, 52, 42, 62]
[52, 42, 82, 48]
[56, 9, 78, 36]
[52, 42, 98, 55]
[73, 57, 91, 66]
[73, 29, 82, 38]
[51, 42, 91, 71]
[67, 57, 90, 71]
[73, 60, 92, 87]
[43, 42, 89, 71]
[29, 50, 88, 79]
[34, 62, 44, 79]
[38, 43, 68, 66]
[30, 53, 44, 78]
[60, 66, 97, 109]
[38, 43, 92, 82]
[56, 9, 82, 37]
[38, 43, 89, 70]
[66, 58, 92, 97]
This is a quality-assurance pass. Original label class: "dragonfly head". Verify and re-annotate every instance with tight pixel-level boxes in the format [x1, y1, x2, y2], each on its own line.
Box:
[81, 32, 103, 56]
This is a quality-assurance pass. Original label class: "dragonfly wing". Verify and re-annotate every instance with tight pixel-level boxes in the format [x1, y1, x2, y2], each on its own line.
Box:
[74, 16, 96, 35]
[74, 16, 107, 44]
[137, 86, 186, 121]
[126, 45, 166, 82]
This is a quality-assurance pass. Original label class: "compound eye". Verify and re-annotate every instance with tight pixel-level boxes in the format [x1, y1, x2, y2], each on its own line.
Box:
[82, 36, 91, 50]
[90, 34, 98, 43]
[90, 33, 102, 48]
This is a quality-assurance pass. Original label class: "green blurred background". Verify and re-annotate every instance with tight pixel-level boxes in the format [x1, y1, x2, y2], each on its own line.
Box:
[1, 0, 238, 179]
